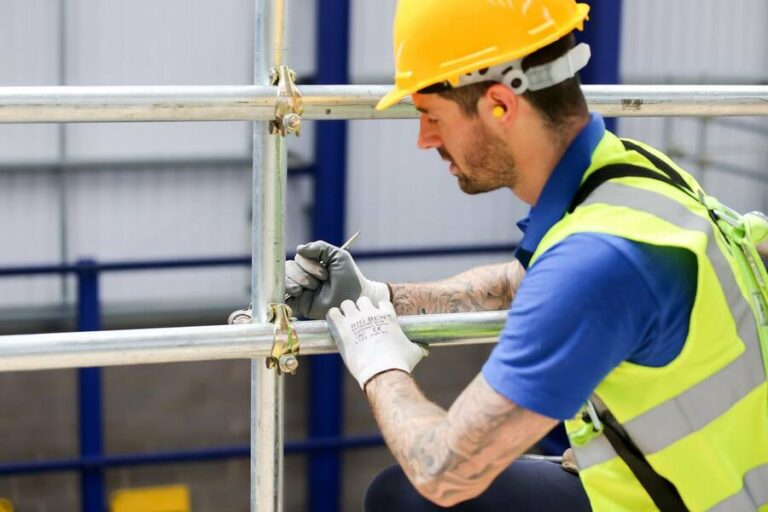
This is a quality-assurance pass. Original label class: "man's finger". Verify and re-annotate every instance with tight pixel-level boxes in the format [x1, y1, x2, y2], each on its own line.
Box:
[357, 296, 376, 312]
[297, 241, 336, 265]
[326, 306, 343, 325]
[340, 299, 359, 316]
[414, 342, 430, 358]
[294, 254, 329, 280]
[286, 261, 322, 292]
[378, 300, 397, 317]
[285, 275, 304, 297]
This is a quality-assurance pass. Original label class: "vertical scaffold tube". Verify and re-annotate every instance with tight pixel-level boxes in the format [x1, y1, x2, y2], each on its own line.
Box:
[251, 0, 288, 510]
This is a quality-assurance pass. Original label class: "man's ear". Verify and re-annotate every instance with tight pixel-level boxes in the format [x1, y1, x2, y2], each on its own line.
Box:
[480, 83, 518, 123]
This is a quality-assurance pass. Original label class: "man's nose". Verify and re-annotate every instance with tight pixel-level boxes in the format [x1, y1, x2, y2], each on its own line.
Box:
[417, 116, 441, 150]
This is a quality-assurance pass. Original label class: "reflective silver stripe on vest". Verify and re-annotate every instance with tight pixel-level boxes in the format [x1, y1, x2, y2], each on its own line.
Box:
[571, 434, 616, 470]
[571, 182, 766, 470]
[710, 463, 768, 511]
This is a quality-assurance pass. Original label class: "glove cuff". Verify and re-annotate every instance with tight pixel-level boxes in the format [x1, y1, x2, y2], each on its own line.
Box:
[357, 362, 412, 390]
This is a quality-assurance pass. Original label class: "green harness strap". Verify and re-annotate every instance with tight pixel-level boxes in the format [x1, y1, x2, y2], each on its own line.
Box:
[699, 195, 768, 378]
[564, 139, 768, 512]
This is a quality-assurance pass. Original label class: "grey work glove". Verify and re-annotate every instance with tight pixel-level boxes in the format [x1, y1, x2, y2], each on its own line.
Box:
[285, 240, 390, 319]
[326, 297, 427, 389]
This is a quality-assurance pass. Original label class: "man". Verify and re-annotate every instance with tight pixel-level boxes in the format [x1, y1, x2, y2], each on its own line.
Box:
[285, 1, 768, 510]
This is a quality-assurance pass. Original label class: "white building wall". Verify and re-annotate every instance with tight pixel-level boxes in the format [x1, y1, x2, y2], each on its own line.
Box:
[0, 0, 766, 309]
[621, 0, 768, 83]
[619, 0, 768, 215]
[0, 0, 60, 162]
[0, 0, 314, 308]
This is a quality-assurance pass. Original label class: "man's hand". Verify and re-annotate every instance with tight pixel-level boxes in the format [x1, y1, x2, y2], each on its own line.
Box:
[326, 297, 427, 389]
[285, 240, 389, 319]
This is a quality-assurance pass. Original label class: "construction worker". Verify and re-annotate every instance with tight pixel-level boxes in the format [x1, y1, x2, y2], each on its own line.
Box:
[285, 0, 768, 510]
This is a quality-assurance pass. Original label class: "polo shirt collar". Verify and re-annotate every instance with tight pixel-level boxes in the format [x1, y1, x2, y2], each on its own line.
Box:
[514, 113, 606, 269]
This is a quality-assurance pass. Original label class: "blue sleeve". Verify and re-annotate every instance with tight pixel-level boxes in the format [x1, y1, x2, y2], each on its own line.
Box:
[482, 233, 694, 420]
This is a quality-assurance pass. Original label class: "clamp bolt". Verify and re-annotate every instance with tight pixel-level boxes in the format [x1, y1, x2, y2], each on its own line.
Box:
[278, 354, 299, 374]
[228, 306, 253, 325]
[283, 113, 302, 134]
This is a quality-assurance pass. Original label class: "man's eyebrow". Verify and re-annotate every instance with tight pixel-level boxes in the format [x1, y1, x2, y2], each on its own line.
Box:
[416, 107, 429, 114]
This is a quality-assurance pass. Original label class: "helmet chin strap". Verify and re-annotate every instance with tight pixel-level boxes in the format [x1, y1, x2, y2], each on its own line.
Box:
[457, 43, 592, 95]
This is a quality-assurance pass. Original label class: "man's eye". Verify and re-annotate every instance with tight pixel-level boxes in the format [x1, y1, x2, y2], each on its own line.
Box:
[427, 117, 439, 125]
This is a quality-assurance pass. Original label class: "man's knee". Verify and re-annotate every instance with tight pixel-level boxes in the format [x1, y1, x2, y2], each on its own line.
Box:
[363, 465, 415, 512]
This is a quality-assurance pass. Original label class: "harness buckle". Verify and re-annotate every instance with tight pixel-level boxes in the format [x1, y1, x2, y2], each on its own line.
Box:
[569, 399, 605, 447]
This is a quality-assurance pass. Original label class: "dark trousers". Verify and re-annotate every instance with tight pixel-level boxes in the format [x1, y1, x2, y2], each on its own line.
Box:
[364, 458, 592, 511]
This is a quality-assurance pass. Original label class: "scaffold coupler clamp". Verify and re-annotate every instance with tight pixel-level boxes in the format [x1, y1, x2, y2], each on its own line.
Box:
[228, 304, 253, 325]
[270, 65, 304, 137]
[266, 303, 300, 375]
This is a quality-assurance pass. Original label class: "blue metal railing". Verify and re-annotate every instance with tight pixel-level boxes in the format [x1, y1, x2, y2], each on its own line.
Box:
[76, 260, 105, 512]
[0, 244, 517, 276]
[0, 435, 385, 476]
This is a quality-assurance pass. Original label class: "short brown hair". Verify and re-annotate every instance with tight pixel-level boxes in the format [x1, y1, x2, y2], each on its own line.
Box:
[437, 34, 588, 131]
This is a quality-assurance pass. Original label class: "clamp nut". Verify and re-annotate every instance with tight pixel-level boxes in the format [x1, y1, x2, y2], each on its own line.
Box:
[278, 354, 299, 374]
[228, 307, 253, 325]
[283, 113, 302, 134]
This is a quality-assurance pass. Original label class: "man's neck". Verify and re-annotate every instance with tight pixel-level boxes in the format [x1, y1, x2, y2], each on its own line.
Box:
[513, 115, 589, 205]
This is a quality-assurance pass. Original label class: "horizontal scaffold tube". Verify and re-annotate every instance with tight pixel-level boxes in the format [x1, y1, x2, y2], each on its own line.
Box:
[0, 85, 767, 123]
[0, 311, 506, 372]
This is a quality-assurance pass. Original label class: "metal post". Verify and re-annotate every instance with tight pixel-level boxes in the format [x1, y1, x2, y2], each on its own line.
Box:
[251, 0, 288, 510]
[308, 0, 350, 510]
[76, 260, 104, 512]
[57, 0, 71, 307]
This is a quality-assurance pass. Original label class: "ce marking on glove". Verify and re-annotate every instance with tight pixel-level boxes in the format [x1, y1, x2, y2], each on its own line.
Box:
[350, 314, 390, 343]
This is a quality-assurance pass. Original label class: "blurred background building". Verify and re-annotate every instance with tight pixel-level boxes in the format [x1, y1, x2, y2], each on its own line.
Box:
[0, 0, 766, 510]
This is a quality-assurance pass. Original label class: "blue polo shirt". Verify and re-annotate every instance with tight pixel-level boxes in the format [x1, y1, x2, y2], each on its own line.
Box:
[481, 114, 697, 420]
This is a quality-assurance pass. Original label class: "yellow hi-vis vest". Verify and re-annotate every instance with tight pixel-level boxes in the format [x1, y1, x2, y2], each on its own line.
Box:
[530, 131, 768, 511]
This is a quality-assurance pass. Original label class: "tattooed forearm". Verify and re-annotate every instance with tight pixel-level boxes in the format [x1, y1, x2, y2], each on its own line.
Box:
[389, 260, 525, 315]
[366, 371, 556, 506]
[367, 372, 448, 483]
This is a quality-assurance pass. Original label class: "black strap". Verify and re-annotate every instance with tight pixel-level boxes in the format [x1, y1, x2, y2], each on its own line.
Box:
[568, 139, 695, 213]
[620, 139, 693, 194]
[567, 140, 693, 510]
[599, 409, 689, 511]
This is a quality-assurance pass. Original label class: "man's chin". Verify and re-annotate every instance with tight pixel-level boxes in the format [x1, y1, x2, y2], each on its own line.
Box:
[457, 177, 491, 195]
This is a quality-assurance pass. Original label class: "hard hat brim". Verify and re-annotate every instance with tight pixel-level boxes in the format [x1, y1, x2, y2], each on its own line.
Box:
[376, 88, 407, 111]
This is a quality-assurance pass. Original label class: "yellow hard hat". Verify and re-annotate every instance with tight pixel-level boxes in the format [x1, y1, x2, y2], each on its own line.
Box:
[376, 0, 591, 111]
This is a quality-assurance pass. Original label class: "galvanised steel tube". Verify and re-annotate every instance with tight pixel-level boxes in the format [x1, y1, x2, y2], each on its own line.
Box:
[584, 85, 768, 117]
[0, 85, 767, 123]
[251, 0, 288, 509]
[0, 311, 505, 372]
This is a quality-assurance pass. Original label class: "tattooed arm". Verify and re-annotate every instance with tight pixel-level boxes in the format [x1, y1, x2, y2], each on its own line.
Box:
[389, 260, 525, 315]
[366, 370, 557, 507]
